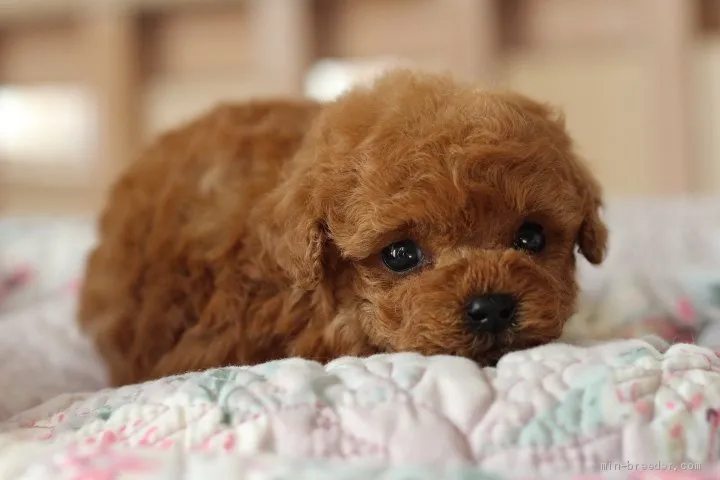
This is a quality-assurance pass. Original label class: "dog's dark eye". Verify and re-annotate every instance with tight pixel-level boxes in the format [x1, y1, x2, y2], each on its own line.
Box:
[513, 221, 545, 254]
[381, 240, 424, 273]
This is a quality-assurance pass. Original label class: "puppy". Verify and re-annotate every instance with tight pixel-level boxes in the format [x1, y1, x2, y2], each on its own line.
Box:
[79, 70, 607, 386]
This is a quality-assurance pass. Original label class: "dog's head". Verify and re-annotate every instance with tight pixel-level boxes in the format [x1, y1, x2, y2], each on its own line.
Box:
[255, 70, 607, 363]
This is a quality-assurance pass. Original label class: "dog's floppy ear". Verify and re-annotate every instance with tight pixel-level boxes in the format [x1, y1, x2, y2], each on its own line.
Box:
[576, 173, 608, 265]
[577, 202, 607, 264]
[252, 148, 327, 291]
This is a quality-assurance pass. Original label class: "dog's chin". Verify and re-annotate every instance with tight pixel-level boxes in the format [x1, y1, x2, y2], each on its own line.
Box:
[357, 304, 568, 363]
[479, 312, 569, 365]
[467, 331, 559, 367]
[363, 321, 563, 366]
[472, 331, 514, 365]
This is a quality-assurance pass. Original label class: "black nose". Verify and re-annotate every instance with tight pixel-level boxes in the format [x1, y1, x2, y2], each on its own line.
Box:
[465, 294, 517, 334]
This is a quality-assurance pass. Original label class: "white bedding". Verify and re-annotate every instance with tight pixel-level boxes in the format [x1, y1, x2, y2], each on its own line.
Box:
[0, 295, 107, 421]
[1, 337, 719, 479]
[0, 218, 109, 420]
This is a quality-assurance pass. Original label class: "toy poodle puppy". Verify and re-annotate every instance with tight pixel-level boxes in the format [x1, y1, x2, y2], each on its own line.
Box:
[78, 69, 607, 386]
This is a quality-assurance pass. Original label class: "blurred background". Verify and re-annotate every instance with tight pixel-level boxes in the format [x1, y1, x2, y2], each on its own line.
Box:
[4, 0, 720, 349]
[0, 0, 717, 213]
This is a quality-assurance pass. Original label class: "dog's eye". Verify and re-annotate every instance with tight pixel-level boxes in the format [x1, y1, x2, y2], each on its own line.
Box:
[381, 240, 424, 273]
[513, 221, 545, 254]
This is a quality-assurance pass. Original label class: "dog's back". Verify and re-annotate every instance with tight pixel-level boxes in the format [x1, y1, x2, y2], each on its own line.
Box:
[78, 99, 321, 384]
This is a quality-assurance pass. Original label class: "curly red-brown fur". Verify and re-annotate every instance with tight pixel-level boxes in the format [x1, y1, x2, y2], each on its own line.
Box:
[78, 70, 607, 386]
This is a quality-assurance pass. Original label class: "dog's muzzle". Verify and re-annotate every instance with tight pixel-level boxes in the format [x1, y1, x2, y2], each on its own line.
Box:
[464, 293, 517, 334]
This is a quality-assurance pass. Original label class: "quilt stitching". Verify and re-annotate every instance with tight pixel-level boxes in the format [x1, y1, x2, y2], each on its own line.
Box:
[4, 338, 720, 478]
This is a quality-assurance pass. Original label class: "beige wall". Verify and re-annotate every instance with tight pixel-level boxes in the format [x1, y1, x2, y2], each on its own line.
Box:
[505, 49, 656, 195]
[1, 0, 719, 213]
[3, 44, 718, 211]
[693, 37, 720, 194]
[503, 36, 720, 196]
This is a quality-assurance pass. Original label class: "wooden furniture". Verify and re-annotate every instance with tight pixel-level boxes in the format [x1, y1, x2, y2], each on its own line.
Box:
[0, 0, 716, 214]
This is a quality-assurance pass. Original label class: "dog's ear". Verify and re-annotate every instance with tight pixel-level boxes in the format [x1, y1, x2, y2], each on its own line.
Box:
[252, 150, 326, 291]
[576, 176, 608, 265]
[577, 203, 607, 265]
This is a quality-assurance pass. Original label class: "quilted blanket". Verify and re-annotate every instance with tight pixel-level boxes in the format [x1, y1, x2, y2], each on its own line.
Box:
[1, 337, 720, 479]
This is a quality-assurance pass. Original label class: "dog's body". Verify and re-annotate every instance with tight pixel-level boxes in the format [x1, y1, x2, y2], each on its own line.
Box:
[79, 71, 607, 386]
[79, 100, 336, 385]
